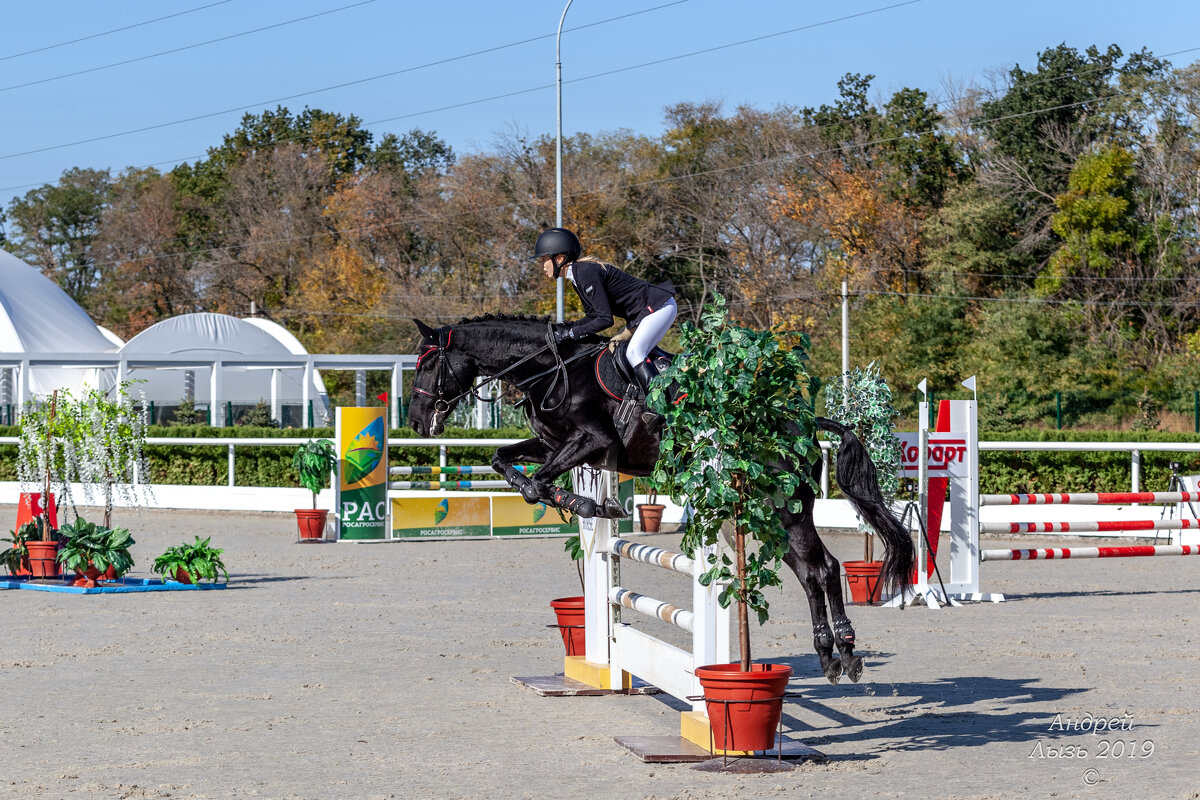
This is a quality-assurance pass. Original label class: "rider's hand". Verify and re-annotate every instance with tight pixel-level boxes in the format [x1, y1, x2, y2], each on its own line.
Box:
[553, 326, 574, 344]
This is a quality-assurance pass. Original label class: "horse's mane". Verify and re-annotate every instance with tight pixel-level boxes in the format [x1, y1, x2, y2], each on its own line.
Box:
[454, 312, 553, 326]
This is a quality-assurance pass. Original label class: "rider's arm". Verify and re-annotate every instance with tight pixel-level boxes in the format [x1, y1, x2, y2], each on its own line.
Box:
[561, 261, 614, 339]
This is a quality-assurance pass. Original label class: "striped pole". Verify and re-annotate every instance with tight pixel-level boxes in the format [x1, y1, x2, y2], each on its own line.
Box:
[387, 480, 511, 490]
[980, 518, 1200, 535]
[607, 538, 695, 575]
[608, 587, 695, 633]
[980, 491, 1200, 506]
[389, 465, 528, 476]
[981, 544, 1200, 562]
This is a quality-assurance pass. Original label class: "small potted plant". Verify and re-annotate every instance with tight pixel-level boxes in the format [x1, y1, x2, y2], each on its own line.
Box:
[56, 518, 136, 587]
[636, 488, 666, 533]
[152, 537, 229, 584]
[2, 520, 42, 576]
[292, 438, 338, 540]
[651, 295, 817, 753]
[823, 362, 902, 604]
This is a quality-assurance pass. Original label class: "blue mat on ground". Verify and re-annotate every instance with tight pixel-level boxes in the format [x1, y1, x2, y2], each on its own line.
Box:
[0, 576, 227, 594]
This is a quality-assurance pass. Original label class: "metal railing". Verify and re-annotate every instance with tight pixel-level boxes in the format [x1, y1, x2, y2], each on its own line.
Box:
[0, 436, 1194, 495]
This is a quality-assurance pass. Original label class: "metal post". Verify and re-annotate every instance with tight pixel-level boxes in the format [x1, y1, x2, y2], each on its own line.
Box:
[228, 445, 235, 487]
[1132, 449, 1141, 494]
[554, 0, 574, 324]
[841, 277, 849, 402]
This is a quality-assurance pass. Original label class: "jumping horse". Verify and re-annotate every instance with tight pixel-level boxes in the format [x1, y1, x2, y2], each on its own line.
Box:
[408, 314, 914, 683]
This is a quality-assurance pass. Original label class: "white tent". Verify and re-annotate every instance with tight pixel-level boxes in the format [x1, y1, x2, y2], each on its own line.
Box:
[0, 249, 119, 403]
[118, 312, 331, 426]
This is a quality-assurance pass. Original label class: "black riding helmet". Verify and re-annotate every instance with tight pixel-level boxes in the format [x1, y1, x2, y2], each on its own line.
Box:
[532, 227, 581, 278]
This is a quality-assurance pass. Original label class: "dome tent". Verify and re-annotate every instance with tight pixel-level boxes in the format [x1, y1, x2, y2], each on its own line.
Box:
[118, 312, 331, 426]
[0, 249, 119, 401]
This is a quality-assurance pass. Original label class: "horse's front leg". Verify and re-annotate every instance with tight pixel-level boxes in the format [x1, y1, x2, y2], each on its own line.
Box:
[492, 438, 553, 504]
[525, 432, 627, 519]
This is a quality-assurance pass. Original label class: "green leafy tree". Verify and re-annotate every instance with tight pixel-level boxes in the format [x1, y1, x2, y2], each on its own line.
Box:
[650, 295, 821, 670]
[4, 167, 112, 306]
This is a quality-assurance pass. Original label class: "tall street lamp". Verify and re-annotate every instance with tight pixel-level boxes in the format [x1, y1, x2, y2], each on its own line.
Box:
[555, 0, 574, 323]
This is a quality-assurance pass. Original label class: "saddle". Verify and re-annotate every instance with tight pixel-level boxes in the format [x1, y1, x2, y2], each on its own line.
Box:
[594, 342, 675, 448]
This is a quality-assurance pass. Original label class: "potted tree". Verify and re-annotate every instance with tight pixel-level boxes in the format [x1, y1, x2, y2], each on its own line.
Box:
[650, 295, 819, 753]
[823, 363, 903, 604]
[17, 383, 152, 574]
[152, 537, 229, 584]
[2, 519, 46, 576]
[56, 518, 135, 587]
[292, 438, 338, 540]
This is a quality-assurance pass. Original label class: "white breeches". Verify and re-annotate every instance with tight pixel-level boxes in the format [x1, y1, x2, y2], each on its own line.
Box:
[627, 298, 677, 366]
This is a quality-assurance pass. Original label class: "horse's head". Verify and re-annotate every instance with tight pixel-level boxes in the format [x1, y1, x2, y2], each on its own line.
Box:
[408, 319, 480, 437]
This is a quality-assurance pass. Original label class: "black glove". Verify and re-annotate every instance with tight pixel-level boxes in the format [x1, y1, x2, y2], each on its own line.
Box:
[553, 326, 574, 344]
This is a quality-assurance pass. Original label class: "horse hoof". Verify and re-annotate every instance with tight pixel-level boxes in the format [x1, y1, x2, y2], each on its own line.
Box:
[600, 498, 628, 519]
[824, 662, 843, 684]
[844, 655, 864, 683]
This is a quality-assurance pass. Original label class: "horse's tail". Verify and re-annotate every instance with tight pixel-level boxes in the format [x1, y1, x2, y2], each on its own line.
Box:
[816, 417, 914, 596]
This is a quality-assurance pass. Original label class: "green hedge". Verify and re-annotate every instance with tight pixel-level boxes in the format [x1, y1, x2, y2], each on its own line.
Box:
[1, 424, 1194, 491]
[0, 425, 532, 487]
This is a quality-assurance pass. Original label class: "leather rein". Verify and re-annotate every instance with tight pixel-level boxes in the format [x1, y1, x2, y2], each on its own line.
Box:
[413, 322, 605, 418]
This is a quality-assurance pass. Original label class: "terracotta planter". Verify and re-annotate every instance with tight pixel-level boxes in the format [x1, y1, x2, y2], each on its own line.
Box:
[637, 503, 665, 533]
[550, 596, 586, 656]
[295, 508, 328, 540]
[172, 568, 194, 585]
[71, 562, 117, 588]
[843, 560, 884, 605]
[25, 541, 60, 578]
[695, 662, 792, 752]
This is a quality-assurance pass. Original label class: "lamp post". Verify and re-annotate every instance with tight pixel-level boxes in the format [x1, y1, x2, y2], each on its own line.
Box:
[555, 0, 574, 323]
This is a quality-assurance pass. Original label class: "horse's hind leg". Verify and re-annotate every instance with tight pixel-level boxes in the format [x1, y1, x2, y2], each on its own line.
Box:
[828, 581, 864, 683]
[783, 530, 844, 684]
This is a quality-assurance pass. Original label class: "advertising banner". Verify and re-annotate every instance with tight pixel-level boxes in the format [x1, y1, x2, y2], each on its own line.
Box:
[492, 495, 578, 537]
[336, 407, 389, 540]
[391, 496, 491, 538]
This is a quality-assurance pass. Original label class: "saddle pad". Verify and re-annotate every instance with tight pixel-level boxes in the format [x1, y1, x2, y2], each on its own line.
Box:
[594, 343, 672, 401]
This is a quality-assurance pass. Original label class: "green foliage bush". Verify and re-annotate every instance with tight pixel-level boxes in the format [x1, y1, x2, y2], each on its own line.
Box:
[1, 422, 1196, 492]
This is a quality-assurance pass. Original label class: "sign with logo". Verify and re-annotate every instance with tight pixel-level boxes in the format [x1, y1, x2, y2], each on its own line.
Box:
[336, 407, 389, 540]
[896, 432, 969, 478]
[492, 495, 578, 537]
[391, 496, 491, 538]
[617, 473, 634, 534]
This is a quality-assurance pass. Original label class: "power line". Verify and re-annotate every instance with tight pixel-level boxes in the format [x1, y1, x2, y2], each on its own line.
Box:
[0, 0, 915, 162]
[0, 0, 376, 94]
[0, 1, 234, 62]
[0, 0, 689, 191]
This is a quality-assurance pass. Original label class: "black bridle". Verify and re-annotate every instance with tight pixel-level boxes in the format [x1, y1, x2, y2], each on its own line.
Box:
[413, 323, 605, 421]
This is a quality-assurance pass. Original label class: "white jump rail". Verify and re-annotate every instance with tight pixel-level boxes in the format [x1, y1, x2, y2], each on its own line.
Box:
[571, 468, 729, 734]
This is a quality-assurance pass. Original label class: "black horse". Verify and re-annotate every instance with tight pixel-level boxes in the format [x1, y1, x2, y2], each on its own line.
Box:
[408, 314, 914, 683]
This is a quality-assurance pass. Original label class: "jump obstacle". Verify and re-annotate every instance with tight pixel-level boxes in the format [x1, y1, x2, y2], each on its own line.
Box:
[892, 389, 1200, 608]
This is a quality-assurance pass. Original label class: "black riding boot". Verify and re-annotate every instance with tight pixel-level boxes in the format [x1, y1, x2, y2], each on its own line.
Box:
[633, 360, 659, 397]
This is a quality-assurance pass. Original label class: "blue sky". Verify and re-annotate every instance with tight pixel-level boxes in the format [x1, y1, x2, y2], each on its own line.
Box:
[2, 0, 1199, 212]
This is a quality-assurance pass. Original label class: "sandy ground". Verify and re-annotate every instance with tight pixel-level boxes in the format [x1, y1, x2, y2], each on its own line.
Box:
[1, 506, 1198, 800]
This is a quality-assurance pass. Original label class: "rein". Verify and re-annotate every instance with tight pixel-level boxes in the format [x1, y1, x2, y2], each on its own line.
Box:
[415, 322, 606, 416]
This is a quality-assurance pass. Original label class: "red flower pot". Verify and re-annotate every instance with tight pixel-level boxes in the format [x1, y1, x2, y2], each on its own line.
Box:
[72, 562, 117, 588]
[25, 541, 60, 578]
[294, 509, 328, 540]
[843, 560, 884, 605]
[550, 596, 586, 656]
[637, 504, 665, 533]
[695, 663, 792, 752]
[172, 568, 194, 585]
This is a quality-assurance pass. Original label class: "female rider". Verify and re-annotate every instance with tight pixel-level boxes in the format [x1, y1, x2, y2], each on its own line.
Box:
[533, 227, 677, 397]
